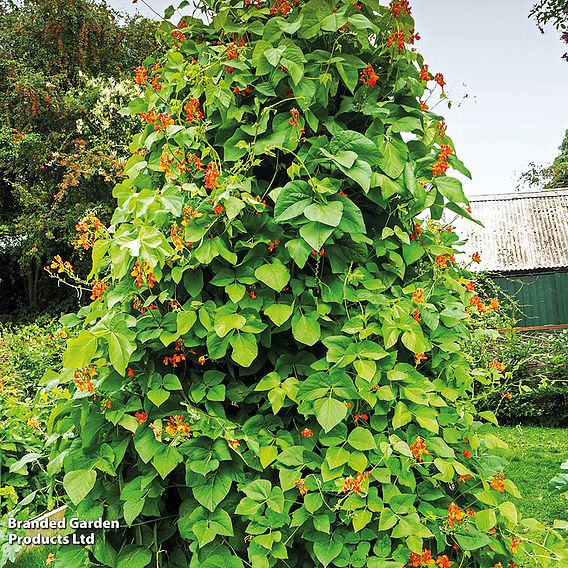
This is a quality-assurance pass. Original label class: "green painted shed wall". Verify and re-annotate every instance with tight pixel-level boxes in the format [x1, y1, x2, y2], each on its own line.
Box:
[491, 271, 568, 327]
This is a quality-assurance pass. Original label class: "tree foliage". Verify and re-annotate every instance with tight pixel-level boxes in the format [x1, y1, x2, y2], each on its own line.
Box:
[43, 1, 565, 567]
[529, 0, 568, 60]
[0, 0, 157, 310]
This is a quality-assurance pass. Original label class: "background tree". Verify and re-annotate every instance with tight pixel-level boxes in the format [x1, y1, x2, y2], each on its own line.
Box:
[529, 0, 568, 61]
[517, 128, 568, 189]
[0, 0, 157, 312]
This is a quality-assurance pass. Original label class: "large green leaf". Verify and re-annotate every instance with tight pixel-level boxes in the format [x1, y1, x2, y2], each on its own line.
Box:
[347, 427, 377, 451]
[435, 176, 468, 203]
[304, 201, 343, 227]
[291, 313, 321, 346]
[63, 330, 97, 369]
[230, 332, 258, 367]
[255, 260, 291, 292]
[63, 469, 97, 505]
[192, 468, 232, 512]
[315, 398, 347, 432]
[299, 221, 334, 251]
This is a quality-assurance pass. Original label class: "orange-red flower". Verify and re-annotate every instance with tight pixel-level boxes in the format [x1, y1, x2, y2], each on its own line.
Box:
[390, 0, 412, 18]
[489, 298, 500, 310]
[419, 64, 430, 81]
[295, 478, 308, 495]
[300, 428, 314, 438]
[204, 162, 220, 190]
[213, 204, 224, 216]
[289, 108, 300, 126]
[489, 360, 506, 372]
[465, 280, 475, 291]
[510, 536, 522, 554]
[434, 72, 446, 90]
[410, 437, 429, 462]
[463, 448, 471, 460]
[471, 252, 481, 263]
[415, 353, 428, 365]
[134, 66, 148, 84]
[419, 100, 429, 110]
[361, 65, 379, 87]
[436, 555, 454, 568]
[342, 470, 370, 495]
[412, 288, 425, 304]
[490, 472, 505, 492]
[386, 31, 406, 52]
[135, 411, 147, 424]
[184, 98, 203, 122]
[447, 502, 465, 526]
[410, 308, 421, 322]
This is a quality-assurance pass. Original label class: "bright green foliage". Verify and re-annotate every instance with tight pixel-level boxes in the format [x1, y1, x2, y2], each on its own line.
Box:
[45, 1, 565, 567]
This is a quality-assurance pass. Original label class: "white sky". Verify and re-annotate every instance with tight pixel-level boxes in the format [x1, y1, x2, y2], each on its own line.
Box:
[111, 0, 568, 197]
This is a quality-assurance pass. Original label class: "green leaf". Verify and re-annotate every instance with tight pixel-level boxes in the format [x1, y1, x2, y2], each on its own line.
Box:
[292, 313, 321, 346]
[63, 469, 97, 505]
[402, 241, 425, 265]
[116, 546, 152, 568]
[63, 330, 97, 369]
[379, 141, 406, 179]
[392, 402, 412, 429]
[255, 260, 291, 292]
[454, 527, 492, 551]
[215, 313, 246, 338]
[193, 469, 232, 512]
[315, 398, 347, 432]
[177, 311, 197, 335]
[264, 303, 294, 326]
[313, 537, 343, 567]
[337, 160, 372, 192]
[347, 428, 376, 451]
[230, 332, 258, 367]
[379, 508, 398, 531]
[353, 509, 372, 532]
[152, 445, 183, 478]
[435, 176, 467, 203]
[299, 221, 334, 251]
[274, 180, 312, 222]
[475, 509, 497, 532]
[147, 388, 170, 407]
[304, 201, 343, 227]
[106, 329, 136, 376]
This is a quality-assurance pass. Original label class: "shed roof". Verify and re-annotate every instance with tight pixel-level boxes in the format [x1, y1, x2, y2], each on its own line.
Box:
[452, 189, 568, 273]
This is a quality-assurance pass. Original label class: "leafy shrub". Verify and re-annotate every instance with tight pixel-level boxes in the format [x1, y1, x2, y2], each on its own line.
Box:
[0, 322, 69, 565]
[45, 1, 565, 567]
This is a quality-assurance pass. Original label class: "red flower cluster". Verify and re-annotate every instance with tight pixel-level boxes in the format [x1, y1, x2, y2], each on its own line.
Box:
[135, 411, 147, 425]
[411, 288, 425, 304]
[75, 213, 105, 250]
[415, 353, 427, 367]
[390, 0, 411, 18]
[435, 253, 455, 269]
[140, 110, 174, 131]
[234, 85, 253, 96]
[213, 204, 224, 216]
[471, 251, 481, 263]
[490, 472, 506, 492]
[434, 73, 446, 90]
[410, 437, 429, 462]
[386, 31, 406, 52]
[295, 478, 308, 495]
[204, 162, 220, 190]
[268, 239, 280, 252]
[342, 470, 370, 495]
[419, 64, 430, 81]
[469, 295, 487, 314]
[431, 144, 453, 177]
[419, 100, 429, 110]
[163, 352, 186, 367]
[91, 279, 108, 300]
[410, 308, 421, 322]
[73, 366, 97, 393]
[270, 0, 297, 16]
[300, 428, 314, 438]
[361, 65, 379, 87]
[289, 108, 300, 126]
[135, 66, 148, 84]
[510, 536, 522, 554]
[489, 360, 506, 372]
[131, 260, 157, 289]
[184, 98, 203, 122]
[165, 415, 190, 437]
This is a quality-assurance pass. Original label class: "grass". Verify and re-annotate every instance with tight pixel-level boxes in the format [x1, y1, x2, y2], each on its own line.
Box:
[498, 426, 568, 525]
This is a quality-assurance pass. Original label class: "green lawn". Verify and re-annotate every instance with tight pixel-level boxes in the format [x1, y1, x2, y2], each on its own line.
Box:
[499, 426, 568, 525]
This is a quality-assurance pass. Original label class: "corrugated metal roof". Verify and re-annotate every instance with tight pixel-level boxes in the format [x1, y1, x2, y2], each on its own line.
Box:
[452, 189, 568, 272]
